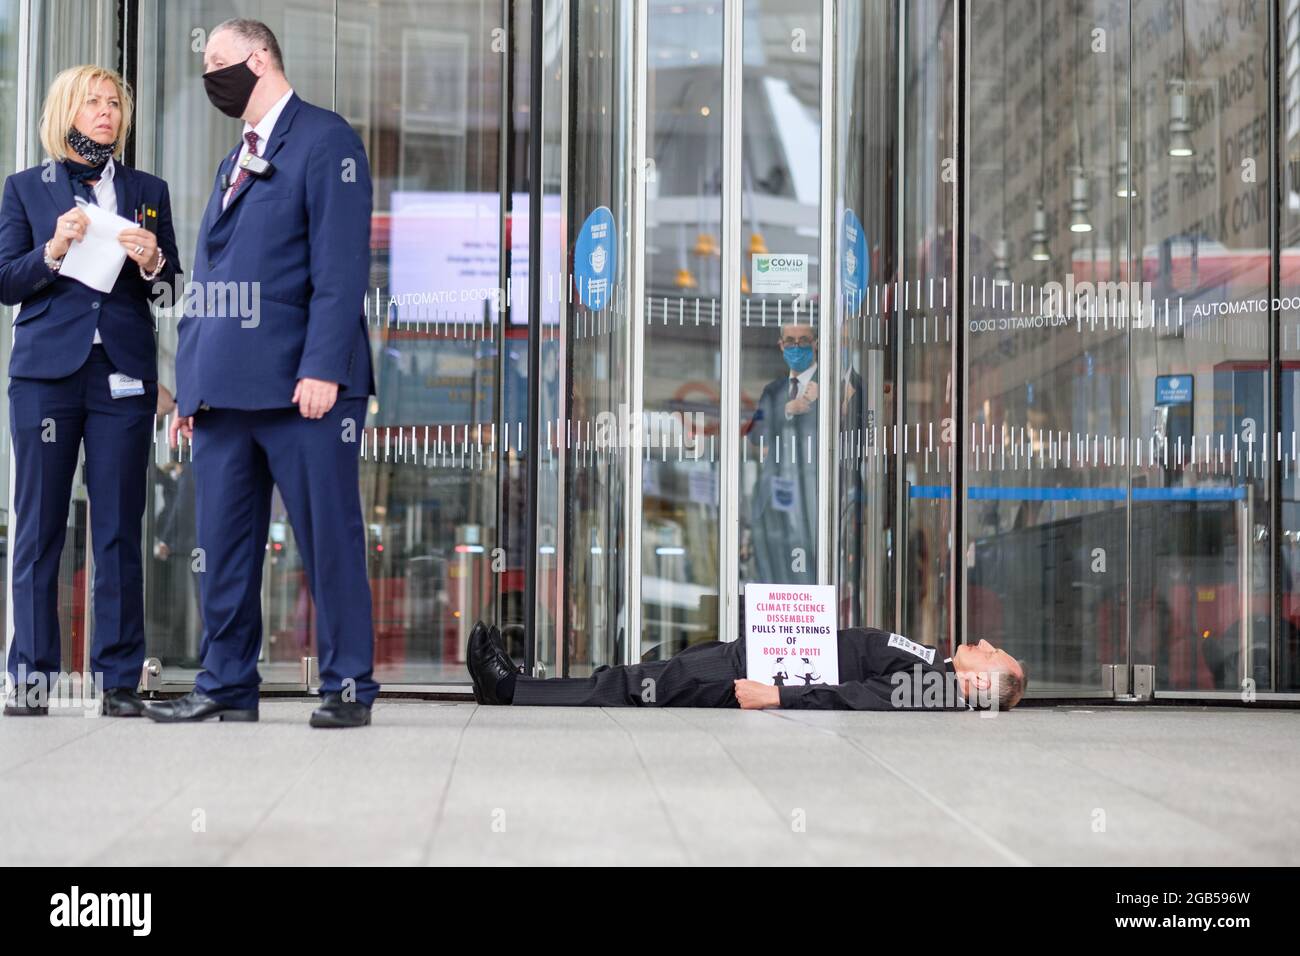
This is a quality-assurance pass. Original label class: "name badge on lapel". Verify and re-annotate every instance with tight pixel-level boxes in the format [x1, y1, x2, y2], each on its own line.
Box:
[887, 632, 936, 664]
[239, 153, 275, 179]
[108, 372, 145, 399]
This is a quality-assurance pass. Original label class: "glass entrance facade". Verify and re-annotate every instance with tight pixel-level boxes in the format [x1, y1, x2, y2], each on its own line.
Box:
[4, 0, 1300, 701]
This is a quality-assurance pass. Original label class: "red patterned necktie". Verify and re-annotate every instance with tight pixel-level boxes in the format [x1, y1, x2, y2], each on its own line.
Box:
[226, 130, 260, 204]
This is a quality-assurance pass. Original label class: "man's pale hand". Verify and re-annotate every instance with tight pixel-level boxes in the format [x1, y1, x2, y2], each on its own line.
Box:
[169, 415, 193, 448]
[734, 679, 781, 710]
[784, 380, 820, 418]
[292, 378, 339, 419]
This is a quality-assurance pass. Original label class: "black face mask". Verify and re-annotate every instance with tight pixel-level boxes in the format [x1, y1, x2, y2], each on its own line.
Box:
[203, 52, 259, 118]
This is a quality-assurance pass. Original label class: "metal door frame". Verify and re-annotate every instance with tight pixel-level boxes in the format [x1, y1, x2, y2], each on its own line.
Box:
[714, 0, 839, 650]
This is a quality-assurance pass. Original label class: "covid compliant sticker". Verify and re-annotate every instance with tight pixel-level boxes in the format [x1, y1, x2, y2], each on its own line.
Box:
[751, 253, 808, 295]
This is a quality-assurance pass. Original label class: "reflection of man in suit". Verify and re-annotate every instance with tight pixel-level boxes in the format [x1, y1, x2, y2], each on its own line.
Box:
[745, 322, 821, 585]
[744, 321, 863, 586]
[149, 19, 378, 727]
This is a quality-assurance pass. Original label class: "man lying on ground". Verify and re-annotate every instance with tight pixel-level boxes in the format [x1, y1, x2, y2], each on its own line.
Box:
[465, 622, 1027, 711]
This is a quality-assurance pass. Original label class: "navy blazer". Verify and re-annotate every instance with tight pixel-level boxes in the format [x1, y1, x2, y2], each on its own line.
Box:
[0, 160, 181, 382]
[175, 93, 375, 417]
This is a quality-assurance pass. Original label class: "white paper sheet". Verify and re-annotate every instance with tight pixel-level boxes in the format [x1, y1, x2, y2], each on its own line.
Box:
[59, 197, 135, 293]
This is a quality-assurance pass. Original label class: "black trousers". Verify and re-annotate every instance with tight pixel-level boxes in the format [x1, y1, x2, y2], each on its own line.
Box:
[513, 638, 746, 707]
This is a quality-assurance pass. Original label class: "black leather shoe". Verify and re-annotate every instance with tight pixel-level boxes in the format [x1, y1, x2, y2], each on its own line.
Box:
[310, 692, 371, 728]
[143, 690, 258, 723]
[465, 620, 492, 702]
[469, 622, 520, 704]
[101, 687, 146, 717]
[490, 624, 524, 676]
[3, 684, 48, 716]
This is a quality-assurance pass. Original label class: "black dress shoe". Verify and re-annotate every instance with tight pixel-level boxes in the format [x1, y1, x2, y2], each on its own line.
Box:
[469, 622, 520, 705]
[101, 687, 146, 717]
[143, 690, 258, 723]
[490, 625, 524, 678]
[465, 620, 492, 703]
[3, 684, 48, 716]
[310, 692, 371, 728]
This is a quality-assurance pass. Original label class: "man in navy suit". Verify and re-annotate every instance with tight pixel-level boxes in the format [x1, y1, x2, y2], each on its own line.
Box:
[146, 18, 378, 727]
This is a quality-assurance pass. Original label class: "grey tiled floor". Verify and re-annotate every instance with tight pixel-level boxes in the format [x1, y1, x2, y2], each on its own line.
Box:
[1, 701, 1296, 865]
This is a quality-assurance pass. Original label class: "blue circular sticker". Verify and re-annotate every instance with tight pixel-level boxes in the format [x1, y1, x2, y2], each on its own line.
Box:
[841, 209, 868, 309]
[574, 205, 617, 312]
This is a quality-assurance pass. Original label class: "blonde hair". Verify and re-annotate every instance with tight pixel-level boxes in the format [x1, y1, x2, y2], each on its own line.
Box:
[39, 65, 133, 162]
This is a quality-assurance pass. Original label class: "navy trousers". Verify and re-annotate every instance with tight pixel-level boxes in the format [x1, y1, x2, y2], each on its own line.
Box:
[7, 346, 156, 690]
[191, 397, 379, 708]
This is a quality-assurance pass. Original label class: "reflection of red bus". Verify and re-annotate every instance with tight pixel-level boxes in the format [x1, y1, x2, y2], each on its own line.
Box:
[1129, 580, 1266, 690]
[372, 545, 512, 669]
[266, 549, 501, 673]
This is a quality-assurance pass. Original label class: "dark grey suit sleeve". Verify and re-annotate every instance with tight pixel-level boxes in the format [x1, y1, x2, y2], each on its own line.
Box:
[778, 676, 902, 711]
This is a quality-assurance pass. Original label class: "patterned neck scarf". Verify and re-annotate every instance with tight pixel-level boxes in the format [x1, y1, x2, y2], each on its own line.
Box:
[66, 126, 114, 169]
[64, 128, 114, 201]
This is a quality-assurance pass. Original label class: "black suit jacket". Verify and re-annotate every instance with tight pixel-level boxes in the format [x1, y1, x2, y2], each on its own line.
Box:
[778, 627, 966, 710]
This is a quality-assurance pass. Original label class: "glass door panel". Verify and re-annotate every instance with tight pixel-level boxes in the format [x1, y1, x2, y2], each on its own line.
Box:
[833, 0, 898, 633]
[343, 0, 504, 684]
[538, 0, 634, 675]
[1129, 0, 1275, 694]
[736, 0, 823, 623]
[639, 0, 725, 659]
[898, 0, 955, 650]
[530, 0, 568, 678]
[1281, 0, 1300, 693]
[964, 0, 1130, 694]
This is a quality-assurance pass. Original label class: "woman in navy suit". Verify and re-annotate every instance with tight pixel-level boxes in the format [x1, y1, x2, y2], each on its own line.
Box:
[0, 65, 181, 715]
